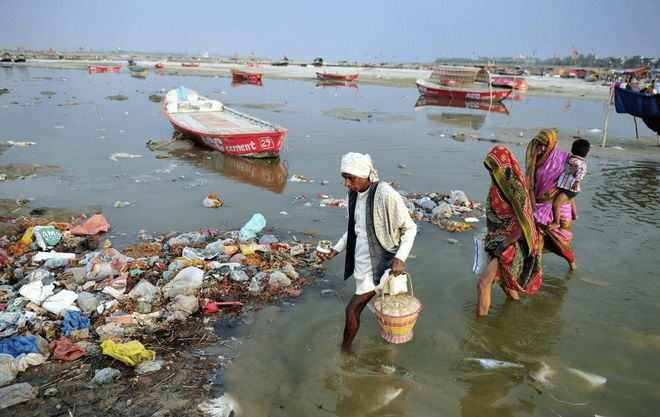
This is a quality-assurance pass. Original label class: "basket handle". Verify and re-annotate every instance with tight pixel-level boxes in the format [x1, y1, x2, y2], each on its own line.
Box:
[379, 271, 414, 306]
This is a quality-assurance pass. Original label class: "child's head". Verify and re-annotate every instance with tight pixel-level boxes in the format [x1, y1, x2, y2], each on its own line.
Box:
[571, 139, 590, 158]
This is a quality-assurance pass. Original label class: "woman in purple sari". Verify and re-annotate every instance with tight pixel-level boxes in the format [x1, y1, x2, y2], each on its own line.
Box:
[525, 129, 576, 270]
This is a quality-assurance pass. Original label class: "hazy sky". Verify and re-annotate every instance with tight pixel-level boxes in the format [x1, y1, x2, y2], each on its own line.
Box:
[2, 0, 658, 62]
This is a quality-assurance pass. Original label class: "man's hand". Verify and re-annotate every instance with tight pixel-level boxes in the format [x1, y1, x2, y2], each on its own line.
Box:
[318, 249, 338, 261]
[391, 257, 405, 275]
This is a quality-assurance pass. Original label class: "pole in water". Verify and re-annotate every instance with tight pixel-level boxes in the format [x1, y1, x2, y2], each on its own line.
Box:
[633, 116, 639, 139]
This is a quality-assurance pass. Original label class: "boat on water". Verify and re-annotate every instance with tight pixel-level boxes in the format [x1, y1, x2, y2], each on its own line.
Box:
[162, 86, 288, 158]
[315, 80, 358, 89]
[614, 86, 660, 134]
[1, 53, 13, 64]
[181, 62, 199, 67]
[415, 96, 509, 115]
[230, 68, 263, 82]
[13, 54, 26, 63]
[88, 65, 121, 73]
[416, 66, 512, 101]
[129, 67, 148, 78]
[154, 63, 164, 69]
[490, 76, 528, 91]
[316, 72, 359, 81]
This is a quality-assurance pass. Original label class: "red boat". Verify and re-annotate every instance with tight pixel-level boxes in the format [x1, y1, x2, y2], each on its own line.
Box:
[316, 72, 359, 81]
[181, 62, 199, 67]
[231, 68, 263, 82]
[415, 96, 510, 115]
[491, 76, 528, 90]
[162, 87, 287, 158]
[154, 63, 164, 69]
[417, 66, 512, 101]
[88, 65, 121, 73]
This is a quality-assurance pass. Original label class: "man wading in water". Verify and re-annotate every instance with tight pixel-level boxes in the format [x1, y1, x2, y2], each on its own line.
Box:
[319, 153, 417, 348]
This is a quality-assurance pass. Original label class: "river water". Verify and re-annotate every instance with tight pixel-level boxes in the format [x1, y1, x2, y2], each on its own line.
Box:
[1, 67, 658, 416]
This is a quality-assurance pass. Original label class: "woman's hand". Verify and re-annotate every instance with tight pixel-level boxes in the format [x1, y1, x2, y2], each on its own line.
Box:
[317, 249, 338, 261]
[391, 257, 405, 275]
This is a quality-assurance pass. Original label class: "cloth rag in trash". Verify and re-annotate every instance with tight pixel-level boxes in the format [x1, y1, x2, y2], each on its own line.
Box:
[100, 340, 156, 366]
[62, 311, 91, 337]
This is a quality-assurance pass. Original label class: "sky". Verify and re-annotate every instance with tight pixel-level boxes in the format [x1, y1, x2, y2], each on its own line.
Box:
[1, 0, 658, 62]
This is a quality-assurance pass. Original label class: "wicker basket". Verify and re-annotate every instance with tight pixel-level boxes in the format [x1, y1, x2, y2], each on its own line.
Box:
[373, 273, 422, 344]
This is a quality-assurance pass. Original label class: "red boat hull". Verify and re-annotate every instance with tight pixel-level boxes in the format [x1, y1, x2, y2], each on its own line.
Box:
[88, 65, 121, 73]
[181, 62, 199, 67]
[154, 63, 164, 69]
[416, 80, 512, 101]
[231, 69, 263, 82]
[162, 100, 286, 158]
[491, 77, 528, 90]
[316, 72, 359, 81]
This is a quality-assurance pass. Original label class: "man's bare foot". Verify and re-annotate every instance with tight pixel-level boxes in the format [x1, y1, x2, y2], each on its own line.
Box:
[569, 262, 577, 270]
[547, 222, 560, 229]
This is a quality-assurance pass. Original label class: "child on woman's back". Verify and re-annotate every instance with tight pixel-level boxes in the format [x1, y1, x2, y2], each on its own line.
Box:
[549, 139, 590, 229]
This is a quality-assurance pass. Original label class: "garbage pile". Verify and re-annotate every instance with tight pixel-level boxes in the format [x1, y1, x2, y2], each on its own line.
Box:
[0, 212, 325, 408]
[402, 189, 484, 232]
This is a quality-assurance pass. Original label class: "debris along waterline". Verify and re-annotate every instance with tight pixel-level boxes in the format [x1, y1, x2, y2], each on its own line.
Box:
[0, 212, 327, 413]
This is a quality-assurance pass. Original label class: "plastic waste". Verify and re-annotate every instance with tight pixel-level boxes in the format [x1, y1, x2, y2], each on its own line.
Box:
[203, 194, 225, 207]
[69, 214, 110, 236]
[165, 295, 199, 320]
[62, 311, 91, 337]
[42, 289, 79, 316]
[0, 312, 27, 338]
[135, 359, 164, 375]
[32, 252, 76, 262]
[33, 226, 62, 251]
[162, 267, 204, 298]
[0, 382, 38, 409]
[128, 279, 161, 303]
[447, 190, 469, 206]
[90, 367, 121, 384]
[268, 271, 291, 287]
[44, 257, 70, 268]
[197, 395, 238, 417]
[472, 230, 488, 276]
[18, 279, 55, 304]
[238, 213, 266, 241]
[76, 292, 99, 315]
[0, 335, 40, 357]
[431, 202, 453, 221]
[0, 362, 16, 386]
[100, 340, 155, 366]
[49, 337, 86, 361]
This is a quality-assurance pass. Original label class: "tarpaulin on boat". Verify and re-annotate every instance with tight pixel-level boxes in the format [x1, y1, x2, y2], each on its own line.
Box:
[614, 87, 660, 134]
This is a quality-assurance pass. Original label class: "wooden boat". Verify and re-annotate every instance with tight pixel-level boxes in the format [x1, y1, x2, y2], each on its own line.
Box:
[416, 66, 512, 101]
[415, 96, 509, 115]
[490, 76, 528, 91]
[129, 67, 148, 78]
[181, 62, 199, 67]
[162, 86, 287, 158]
[231, 68, 263, 82]
[88, 65, 121, 73]
[316, 72, 359, 81]
[154, 63, 164, 69]
[315, 80, 358, 89]
[614, 86, 660, 134]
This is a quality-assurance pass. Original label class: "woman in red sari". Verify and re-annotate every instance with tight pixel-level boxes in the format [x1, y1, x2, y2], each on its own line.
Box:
[477, 146, 543, 317]
[525, 129, 576, 269]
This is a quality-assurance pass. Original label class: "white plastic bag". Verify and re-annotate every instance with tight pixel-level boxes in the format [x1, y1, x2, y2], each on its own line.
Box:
[472, 230, 488, 276]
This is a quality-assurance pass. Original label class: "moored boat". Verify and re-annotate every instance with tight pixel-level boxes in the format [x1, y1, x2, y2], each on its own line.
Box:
[155, 63, 164, 69]
[491, 76, 528, 91]
[416, 66, 512, 101]
[13, 54, 26, 63]
[230, 68, 263, 82]
[1, 53, 14, 64]
[129, 67, 148, 78]
[162, 86, 288, 158]
[181, 62, 199, 67]
[316, 72, 359, 81]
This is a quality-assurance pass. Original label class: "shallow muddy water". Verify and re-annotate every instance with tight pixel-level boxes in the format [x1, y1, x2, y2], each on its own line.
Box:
[1, 67, 659, 416]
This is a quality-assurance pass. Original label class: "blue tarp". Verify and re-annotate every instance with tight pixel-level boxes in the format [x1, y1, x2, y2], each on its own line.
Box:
[0, 335, 39, 357]
[614, 87, 660, 134]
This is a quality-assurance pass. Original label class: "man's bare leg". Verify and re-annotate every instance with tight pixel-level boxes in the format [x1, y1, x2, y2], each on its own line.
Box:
[477, 259, 499, 317]
[341, 291, 375, 348]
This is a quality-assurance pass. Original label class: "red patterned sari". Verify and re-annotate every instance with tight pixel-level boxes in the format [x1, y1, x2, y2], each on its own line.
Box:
[484, 146, 543, 295]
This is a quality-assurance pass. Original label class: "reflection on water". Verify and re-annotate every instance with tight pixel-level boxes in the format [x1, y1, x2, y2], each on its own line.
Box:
[326, 342, 412, 417]
[415, 96, 509, 131]
[169, 147, 289, 194]
[457, 275, 569, 417]
[316, 81, 359, 89]
[591, 160, 659, 226]
[231, 78, 263, 88]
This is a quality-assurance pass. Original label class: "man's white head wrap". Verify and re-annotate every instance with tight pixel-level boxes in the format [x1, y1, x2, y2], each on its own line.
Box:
[341, 152, 379, 182]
